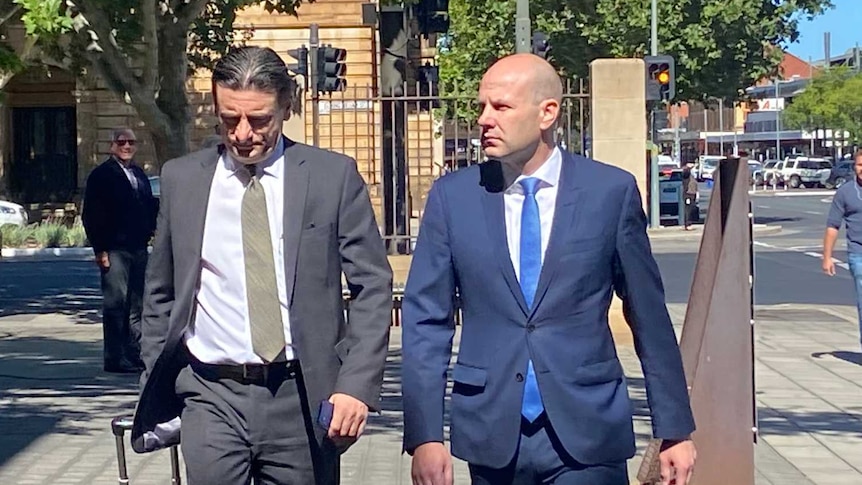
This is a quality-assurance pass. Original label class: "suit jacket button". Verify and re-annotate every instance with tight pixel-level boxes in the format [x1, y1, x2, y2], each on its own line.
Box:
[527, 324, 535, 332]
[516, 373, 524, 382]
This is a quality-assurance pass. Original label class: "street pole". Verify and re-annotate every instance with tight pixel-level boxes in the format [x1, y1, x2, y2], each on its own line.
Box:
[648, 0, 659, 228]
[309, 23, 320, 147]
[775, 81, 783, 159]
[515, 0, 530, 53]
[703, 108, 708, 155]
[719, 98, 724, 156]
[673, 106, 681, 162]
[650, 0, 658, 56]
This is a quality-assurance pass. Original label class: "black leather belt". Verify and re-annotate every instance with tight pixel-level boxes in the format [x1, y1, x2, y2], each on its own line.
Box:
[190, 358, 299, 385]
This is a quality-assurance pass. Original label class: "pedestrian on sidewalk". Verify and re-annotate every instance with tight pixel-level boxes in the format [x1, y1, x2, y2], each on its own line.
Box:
[822, 148, 862, 348]
[130, 46, 393, 485]
[82, 128, 157, 374]
[401, 53, 696, 485]
[682, 163, 698, 231]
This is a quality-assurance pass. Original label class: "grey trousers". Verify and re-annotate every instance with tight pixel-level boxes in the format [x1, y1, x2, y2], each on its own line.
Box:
[468, 416, 628, 485]
[100, 248, 147, 368]
[175, 362, 339, 485]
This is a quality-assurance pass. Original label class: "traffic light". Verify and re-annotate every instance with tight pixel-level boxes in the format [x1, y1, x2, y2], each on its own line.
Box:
[645, 55, 675, 101]
[531, 32, 550, 59]
[316, 45, 347, 93]
[286, 45, 308, 79]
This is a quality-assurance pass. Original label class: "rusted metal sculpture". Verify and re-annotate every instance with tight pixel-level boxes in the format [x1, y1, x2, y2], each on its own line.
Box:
[638, 157, 755, 485]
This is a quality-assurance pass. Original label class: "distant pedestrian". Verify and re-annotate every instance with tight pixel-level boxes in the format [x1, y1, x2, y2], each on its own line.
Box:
[822, 148, 862, 348]
[682, 163, 698, 230]
[82, 128, 157, 373]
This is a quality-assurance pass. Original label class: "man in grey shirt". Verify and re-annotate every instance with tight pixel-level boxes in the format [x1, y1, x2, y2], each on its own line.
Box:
[823, 148, 862, 348]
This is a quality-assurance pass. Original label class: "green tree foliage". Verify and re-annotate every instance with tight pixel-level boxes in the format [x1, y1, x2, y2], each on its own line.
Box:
[784, 67, 862, 144]
[439, 0, 832, 113]
[0, 0, 74, 93]
[14, 0, 311, 165]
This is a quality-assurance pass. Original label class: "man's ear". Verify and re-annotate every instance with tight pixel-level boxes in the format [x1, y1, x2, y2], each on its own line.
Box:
[539, 98, 561, 131]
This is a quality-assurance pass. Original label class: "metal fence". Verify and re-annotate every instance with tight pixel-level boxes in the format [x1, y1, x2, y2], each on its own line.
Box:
[309, 78, 590, 254]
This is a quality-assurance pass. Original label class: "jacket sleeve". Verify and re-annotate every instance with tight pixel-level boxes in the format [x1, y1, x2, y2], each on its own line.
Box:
[613, 177, 696, 440]
[81, 168, 109, 254]
[332, 158, 393, 411]
[140, 163, 175, 388]
[401, 181, 457, 453]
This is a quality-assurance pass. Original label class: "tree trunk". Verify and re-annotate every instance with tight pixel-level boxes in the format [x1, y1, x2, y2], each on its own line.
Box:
[150, 22, 192, 165]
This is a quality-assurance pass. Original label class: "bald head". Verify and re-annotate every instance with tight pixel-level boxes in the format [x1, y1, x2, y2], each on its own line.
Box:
[482, 54, 563, 105]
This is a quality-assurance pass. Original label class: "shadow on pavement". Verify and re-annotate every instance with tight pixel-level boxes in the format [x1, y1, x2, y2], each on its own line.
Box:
[753, 216, 802, 225]
[811, 351, 862, 366]
[759, 409, 862, 438]
[0, 335, 140, 468]
[0, 261, 102, 324]
[364, 347, 405, 436]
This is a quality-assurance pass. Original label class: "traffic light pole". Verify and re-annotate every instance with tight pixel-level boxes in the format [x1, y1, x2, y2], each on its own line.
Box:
[309, 23, 320, 147]
[648, 0, 660, 228]
[515, 0, 530, 53]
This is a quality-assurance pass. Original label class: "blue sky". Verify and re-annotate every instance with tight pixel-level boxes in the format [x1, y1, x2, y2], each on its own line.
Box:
[787, 0, 861, 62]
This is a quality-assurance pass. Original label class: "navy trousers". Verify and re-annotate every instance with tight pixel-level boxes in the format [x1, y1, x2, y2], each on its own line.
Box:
[468, 415, 628, 485]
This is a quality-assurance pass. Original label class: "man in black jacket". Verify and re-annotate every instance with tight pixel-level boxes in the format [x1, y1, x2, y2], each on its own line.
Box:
[82, 128, 157, 373]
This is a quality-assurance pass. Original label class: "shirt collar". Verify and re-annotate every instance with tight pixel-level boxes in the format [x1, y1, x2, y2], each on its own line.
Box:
[113, 156, 134, 169]
[223, 137, 285, 179]
[508, 146, 563, 192]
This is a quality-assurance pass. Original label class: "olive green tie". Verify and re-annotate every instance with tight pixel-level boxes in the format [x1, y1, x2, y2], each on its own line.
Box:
[241, 164, 285, 362]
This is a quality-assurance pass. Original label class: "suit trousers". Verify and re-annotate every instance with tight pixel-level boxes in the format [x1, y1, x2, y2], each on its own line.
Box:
[100, 248, 147, 368]
[175, 361, 339, 485]
[468, 416, 628, 485]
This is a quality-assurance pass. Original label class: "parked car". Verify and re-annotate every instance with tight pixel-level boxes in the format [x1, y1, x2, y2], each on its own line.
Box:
[0, 200, 28, 227]
[824, 161, 854, 189]
[762, 160, 783, 185]
[748, 160, 764, 186]
[695, 155, 723, 180]
[658, 154, 677, 177]
[778, 157, 832, 188]
[148, 176, 160, 198]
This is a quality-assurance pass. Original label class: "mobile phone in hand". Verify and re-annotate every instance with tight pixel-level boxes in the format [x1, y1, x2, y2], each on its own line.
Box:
[317, 400, 334, 431]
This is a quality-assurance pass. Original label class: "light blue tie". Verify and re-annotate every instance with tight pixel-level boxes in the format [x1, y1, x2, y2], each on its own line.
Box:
[519, 177, 544, 422]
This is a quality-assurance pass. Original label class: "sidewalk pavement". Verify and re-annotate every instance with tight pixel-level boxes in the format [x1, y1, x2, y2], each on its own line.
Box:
[1, 301, 860, 484]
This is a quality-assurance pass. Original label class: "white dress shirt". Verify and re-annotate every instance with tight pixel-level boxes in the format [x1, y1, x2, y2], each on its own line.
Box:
[185, 139, 294, 364]
[504, 147, 563, 280]
[116, 159, 139, 190]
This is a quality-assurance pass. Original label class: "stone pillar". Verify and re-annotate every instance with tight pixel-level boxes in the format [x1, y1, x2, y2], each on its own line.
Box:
[589, 58, 647, 208]
[590, 59, 648, 344]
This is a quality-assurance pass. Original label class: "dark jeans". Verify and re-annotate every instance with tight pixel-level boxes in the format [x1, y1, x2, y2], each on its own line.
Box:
[845, 252, 862, 348]
[100, 248, 148, 369]
[684, 193, 697, 227]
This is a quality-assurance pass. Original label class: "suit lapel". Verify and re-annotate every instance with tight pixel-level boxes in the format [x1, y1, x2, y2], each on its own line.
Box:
[530, 152, 584, 316]
[189, 150, 220, 264]
[481, 185, 530, 316]
[281, 138, 308, 305]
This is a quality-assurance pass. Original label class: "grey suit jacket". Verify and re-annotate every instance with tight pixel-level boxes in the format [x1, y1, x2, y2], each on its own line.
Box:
[131, 137, 393, 453]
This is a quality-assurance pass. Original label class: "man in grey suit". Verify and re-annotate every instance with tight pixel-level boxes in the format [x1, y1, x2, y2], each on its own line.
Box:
[130, 46, 393, 485]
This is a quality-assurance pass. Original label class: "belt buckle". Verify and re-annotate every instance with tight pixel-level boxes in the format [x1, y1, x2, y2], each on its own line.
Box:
[241, 364, 267, 383]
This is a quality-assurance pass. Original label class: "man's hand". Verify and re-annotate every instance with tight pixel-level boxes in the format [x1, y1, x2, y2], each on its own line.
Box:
[95, 251, 110, 270]
[822, 257, 836, 276]
[659, 439, 696, 485]
[327, 393, 368, 440]
[411, 442, 453, 485]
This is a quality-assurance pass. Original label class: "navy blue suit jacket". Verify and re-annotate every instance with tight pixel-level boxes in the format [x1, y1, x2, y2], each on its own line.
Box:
[401, 151, 695, 468]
